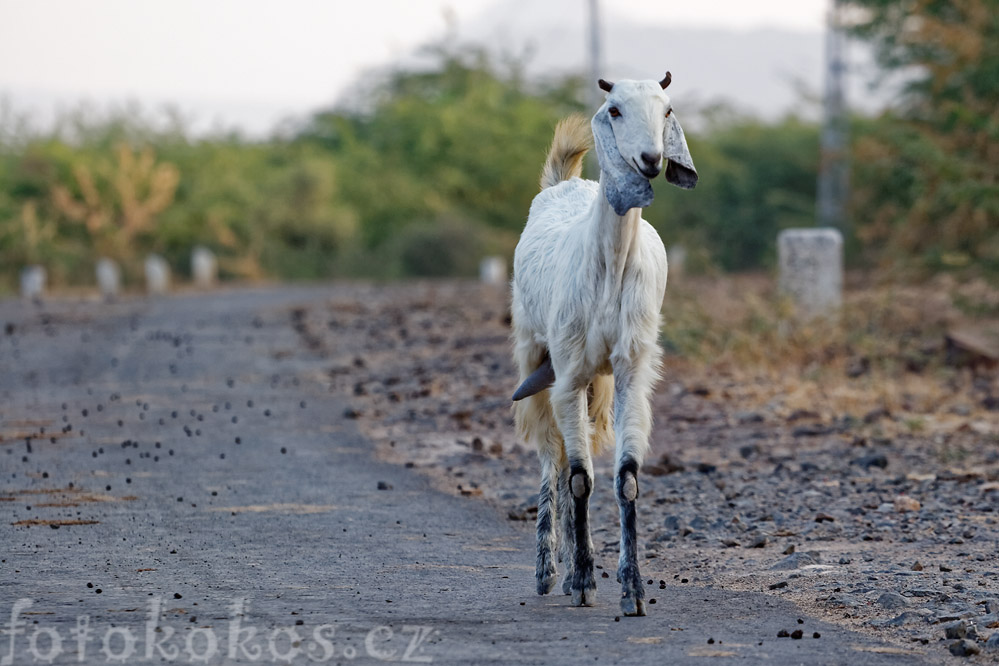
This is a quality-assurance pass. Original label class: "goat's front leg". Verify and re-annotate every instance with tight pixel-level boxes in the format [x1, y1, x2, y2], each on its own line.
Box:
[613, 363, 655, 616]
[551, 381, 596, 606]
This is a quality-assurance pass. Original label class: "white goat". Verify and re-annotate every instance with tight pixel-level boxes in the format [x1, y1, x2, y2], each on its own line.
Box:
[511, 73, 696, 616]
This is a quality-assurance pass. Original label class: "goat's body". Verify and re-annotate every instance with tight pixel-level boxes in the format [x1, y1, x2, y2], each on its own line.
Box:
[514, 178, 666, 388]
[513, 176, 667, 457]
[511, 110, 671, 615]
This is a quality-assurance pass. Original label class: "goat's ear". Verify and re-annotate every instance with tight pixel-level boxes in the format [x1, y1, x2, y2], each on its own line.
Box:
[663, 113, 698, 189]
[591, 111, 655, 215]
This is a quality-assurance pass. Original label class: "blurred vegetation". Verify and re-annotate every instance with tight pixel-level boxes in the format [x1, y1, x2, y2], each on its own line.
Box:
[845, 0, 999, 273]
[1, 1, 997, 293]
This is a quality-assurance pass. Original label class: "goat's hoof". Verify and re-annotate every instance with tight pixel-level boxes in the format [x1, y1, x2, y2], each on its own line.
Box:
[537, 572, 557, 595]
[621, 595, 647, 616]
[571, 586, 596, 607]
[561, 574, 574, 596]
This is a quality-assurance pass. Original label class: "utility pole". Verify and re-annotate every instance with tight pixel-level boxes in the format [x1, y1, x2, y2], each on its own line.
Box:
[586, 0, 602, 178]
[817, 0, 849, 231]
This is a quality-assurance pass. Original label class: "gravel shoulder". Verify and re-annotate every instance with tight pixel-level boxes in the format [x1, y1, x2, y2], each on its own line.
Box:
[300, 279, 999, 662]
[0, 283, 983, 663]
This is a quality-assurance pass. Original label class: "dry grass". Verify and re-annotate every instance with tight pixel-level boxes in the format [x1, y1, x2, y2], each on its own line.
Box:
[659, 273, 999, 439]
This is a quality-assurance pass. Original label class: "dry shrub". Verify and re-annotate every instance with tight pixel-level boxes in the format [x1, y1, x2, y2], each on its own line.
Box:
[660, 274, 998, 436]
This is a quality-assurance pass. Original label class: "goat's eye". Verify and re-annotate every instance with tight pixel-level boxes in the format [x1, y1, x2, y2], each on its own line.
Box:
[608, 107, 621, 118]
[665, 108, 672, 118]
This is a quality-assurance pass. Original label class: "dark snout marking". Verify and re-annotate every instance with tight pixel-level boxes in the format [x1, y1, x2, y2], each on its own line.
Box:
[641, 151, 662, 168]
[512, 354, 555, 401]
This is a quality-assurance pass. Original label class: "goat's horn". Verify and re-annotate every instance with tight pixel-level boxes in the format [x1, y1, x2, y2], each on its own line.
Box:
[659, 71, 672, 89]
[598, 79, 614, 93]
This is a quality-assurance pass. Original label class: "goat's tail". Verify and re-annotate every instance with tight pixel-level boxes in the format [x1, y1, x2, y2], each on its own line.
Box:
[539, 114, 592, 190]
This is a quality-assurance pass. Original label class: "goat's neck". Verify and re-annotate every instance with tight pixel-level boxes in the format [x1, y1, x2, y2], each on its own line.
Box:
[589, 175, 643, 296]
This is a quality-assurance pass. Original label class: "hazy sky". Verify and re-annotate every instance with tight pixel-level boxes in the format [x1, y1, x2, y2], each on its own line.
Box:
[0, 0, 829, 134]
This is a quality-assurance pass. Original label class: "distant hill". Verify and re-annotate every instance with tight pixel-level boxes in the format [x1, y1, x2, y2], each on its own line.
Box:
[443, 0, 890, 122]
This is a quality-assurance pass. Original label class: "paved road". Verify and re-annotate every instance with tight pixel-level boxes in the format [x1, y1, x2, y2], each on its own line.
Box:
[0, 287, 932, 664]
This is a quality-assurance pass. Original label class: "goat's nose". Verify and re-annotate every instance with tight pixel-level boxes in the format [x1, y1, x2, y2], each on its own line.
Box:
[641, 151, 662, 167]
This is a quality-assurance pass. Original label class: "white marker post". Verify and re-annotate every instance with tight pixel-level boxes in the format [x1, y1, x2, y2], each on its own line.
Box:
[191, 246, 217, 288]
[19, 266, 45, 302]
[667, 245, 686, 280]
[144, 255, 170, 295]
[95, 258, 121, 300]
[479, 256, 507, 287]
[778, 228, 843, 319]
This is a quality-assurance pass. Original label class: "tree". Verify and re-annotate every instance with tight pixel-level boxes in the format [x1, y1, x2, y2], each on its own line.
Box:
[845, 0, 999, 272]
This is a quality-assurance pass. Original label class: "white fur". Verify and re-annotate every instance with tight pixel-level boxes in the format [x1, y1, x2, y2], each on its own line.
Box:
[512, 77, 694, 612]
[512, 79, 675, 472]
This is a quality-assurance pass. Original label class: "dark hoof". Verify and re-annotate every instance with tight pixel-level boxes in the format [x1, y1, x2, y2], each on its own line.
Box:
[537, 572, 557, 595]
[572, 586, 596, 607]
[621, 595, 647, 616]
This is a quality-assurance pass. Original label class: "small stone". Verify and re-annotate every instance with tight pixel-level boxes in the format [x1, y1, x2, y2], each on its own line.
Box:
[777, 630, 790, 638]
[749, 535, 769, 549]
[984, 633, 999, 652]
[815, 513, 835, 523]
[911, 561, 924, 571]
[771, 551, 819, 571]
[663, 515, 687, 535]
[949, 639, 980, 657]
[893, 496, 920, 513]
[377, 481, 393, 491]
[876, 592, 909, 610]
[883, 610, 931, 627]
[852, 453, 888, 469]
[790, 629, 803, 640]
[944, 620, 969, 640]
[863, 407, 890, 423]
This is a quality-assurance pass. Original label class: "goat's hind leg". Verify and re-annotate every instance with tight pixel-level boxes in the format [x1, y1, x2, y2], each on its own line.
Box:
[556, 462, 575, 594]
[514, 339, 561, 595]
[535, 455, 559, 595]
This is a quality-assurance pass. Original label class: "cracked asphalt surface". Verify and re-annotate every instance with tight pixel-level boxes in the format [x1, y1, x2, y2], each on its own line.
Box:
[0, 286, 935, 664]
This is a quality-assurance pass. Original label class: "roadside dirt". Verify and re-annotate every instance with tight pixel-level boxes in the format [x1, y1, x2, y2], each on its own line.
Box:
[297, 278, 999, 660]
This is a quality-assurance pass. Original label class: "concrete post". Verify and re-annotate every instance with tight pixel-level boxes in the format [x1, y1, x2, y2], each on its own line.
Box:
[191, 246, 217, 288]
[667, 245, 687, 280]
[96, 258, 121, 300]
[20, 265, 46, 302]
[479, 256, 507, 287]
[778, 228, 843, 319]
[144, 255, 170, 295]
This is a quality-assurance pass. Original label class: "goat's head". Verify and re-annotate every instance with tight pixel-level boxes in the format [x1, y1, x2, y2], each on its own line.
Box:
[592, 73, 698, 215]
